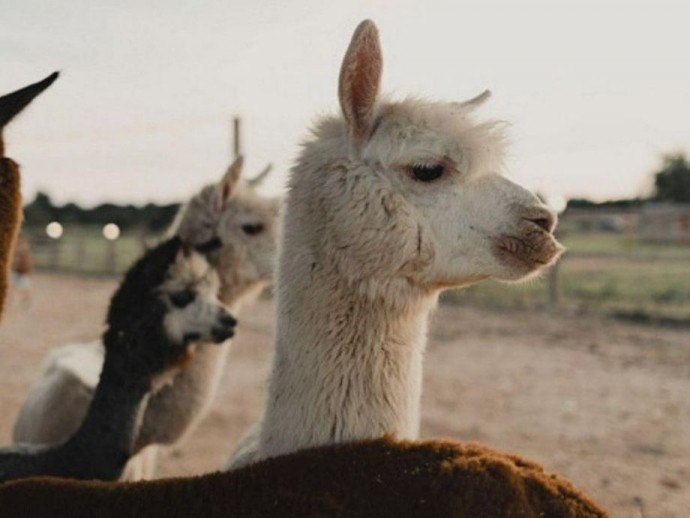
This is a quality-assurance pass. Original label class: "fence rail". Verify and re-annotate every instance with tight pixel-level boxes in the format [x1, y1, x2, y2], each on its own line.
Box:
[448, 233, 690, 323]
[23, 227, 153, 276]
[17, 228, 690, 323]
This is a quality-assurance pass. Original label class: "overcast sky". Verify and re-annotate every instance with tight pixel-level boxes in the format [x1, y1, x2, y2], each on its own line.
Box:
[2, 0, 689, 206]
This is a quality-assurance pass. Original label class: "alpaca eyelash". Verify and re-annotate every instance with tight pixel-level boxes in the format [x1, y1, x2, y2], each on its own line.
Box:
[242, 223, 264, 236]
[408, 163, 445, 182]
[194, 237, 223, 254]
[169, 289, 196, 309]
[412, 162, 439, 169]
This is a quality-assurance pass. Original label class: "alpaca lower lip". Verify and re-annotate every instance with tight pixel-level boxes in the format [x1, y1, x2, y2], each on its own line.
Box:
[211, 326, 234, 343]
[492, 234, 563, 271]
[183, 332, 201, 343]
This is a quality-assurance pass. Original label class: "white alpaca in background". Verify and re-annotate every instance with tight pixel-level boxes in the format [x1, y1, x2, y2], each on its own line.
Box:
[13, 157, 280, 479]
[228, 20, 563, 469]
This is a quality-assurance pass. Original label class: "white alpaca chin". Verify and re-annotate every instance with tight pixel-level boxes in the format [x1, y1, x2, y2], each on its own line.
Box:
[228, 20, 562, 468]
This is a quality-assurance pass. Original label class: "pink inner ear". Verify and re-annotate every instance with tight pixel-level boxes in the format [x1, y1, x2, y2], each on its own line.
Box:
[222, 182, 232, 205]
[339, 21, 383, 143]
[349, 49, 381, 137]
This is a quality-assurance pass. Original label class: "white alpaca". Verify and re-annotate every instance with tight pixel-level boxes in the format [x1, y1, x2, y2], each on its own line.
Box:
[13, 157, 280, 480]
[228, 20, 563, 469]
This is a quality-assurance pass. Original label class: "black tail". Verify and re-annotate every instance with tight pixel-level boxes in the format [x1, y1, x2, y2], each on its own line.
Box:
[0, 72, 59, 129]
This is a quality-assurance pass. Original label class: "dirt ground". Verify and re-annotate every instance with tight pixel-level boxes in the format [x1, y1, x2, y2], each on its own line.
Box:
[0, 273, 688, 517]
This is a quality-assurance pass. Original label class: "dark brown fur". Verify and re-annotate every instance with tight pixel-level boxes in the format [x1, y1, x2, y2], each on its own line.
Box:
[0, 159, 22, 320]
[0, 436, 608, 517]
[0, 72, 59, 322]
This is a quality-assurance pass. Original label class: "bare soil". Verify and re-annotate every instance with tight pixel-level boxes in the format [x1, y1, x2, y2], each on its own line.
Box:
[0, 273, 688, 517]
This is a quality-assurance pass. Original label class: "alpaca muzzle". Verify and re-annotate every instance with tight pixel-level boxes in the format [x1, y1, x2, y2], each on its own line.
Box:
[492, 206, 564, 272]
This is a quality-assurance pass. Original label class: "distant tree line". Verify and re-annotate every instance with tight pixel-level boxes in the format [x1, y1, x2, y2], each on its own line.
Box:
[23, 192, 181, 233]
[654, 154, 690, 203]
[566, 152, 690, 210]
[22, 152, 690, 222]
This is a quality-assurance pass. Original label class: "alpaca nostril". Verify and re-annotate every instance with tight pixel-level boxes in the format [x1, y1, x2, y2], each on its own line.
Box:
[219, 312, 237, 328]
[524, 209, 555, 233]
[531, 217, 551, 232]
[211, 325, 235, 343]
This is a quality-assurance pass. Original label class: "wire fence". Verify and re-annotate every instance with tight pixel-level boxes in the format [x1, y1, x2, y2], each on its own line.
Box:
[17, 227, 690, 324]
[22, 226, 153, 276]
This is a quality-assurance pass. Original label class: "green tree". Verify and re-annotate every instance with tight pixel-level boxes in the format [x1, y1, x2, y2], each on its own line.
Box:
[654, 154, 690, 203]
[23, 191, 56, 224]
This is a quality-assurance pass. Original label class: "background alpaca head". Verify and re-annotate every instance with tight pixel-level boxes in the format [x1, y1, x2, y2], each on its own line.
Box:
[104, 237, 235, 385]
[287, 20, 562, 297]
[171, 157, 280, 306]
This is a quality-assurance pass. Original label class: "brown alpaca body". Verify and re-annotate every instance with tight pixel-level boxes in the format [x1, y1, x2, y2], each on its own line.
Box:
[0, 72, 59, 322]
[0, 437, 608, 518]
[0, 159, 22, 320]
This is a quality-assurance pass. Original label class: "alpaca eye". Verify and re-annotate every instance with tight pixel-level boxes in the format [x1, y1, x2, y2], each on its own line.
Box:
[242, 223, 264, 236]
[410, 164, 444, 182]
[195, 237, 222, 254]
[169, 289, 195, 308]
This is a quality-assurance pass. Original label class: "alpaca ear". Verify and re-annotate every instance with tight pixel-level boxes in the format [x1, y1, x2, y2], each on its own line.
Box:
[215, 156, 244, 211]
[0, 72, 59, 129]
[247, 163, 273, 189]
[338, 20, 382, 144]
[0, 71, 59, 156]
[455, 90, 492, 110]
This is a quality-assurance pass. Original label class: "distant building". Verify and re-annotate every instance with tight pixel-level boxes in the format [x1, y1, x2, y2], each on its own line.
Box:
[636, 203, 690, 244]
[562, 208, 637, 235]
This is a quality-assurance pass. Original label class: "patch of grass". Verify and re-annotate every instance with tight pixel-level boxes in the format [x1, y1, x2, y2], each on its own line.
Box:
[561, 233, 690, 259]
[444, 232, 690, 322]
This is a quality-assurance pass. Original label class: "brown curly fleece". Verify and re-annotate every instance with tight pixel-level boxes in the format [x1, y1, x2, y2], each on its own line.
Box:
[0, 436, 608, 517]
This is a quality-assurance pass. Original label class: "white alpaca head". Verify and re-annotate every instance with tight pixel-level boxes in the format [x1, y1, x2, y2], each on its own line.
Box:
[171, 157, 280, 305]
[286, 20, 562, 297]
[159, 249, 233, 347]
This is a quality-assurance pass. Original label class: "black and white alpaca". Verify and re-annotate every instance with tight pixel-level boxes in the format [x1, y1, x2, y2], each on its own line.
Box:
[0, 237, 236, 482]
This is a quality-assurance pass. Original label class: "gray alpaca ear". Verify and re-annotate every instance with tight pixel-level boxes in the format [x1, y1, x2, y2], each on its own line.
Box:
[215, 156, 244, 211]
[454, 90, 492, 110]
[338, 20, 382, 144]
[247, 163, 273, 189]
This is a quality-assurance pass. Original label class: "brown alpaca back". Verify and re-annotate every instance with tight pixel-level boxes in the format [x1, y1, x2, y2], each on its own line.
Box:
[0, 72, 59, 322]
[0, 159, 22, 320]
[0, 437, 608, 518]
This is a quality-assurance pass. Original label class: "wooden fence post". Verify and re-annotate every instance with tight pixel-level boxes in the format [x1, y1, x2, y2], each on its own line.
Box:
[548, 261, 560, 308]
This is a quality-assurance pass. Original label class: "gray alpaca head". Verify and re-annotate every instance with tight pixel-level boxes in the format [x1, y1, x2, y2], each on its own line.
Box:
[170, 157, 280, 306]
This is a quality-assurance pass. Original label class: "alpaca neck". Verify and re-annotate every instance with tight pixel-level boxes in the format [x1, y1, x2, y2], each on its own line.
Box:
[132, 299, 246, 453]
[60, 355, 150, 478]
[259, 259, 437, 459]
[0, 351, 149, 482]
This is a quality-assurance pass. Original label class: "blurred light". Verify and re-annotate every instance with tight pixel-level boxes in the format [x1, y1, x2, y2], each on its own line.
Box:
[544, 193, 568, 214]
[102, 223, 120, 241]
[46, 222, 63, 239]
